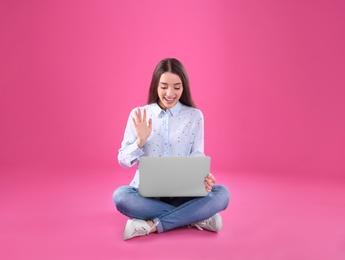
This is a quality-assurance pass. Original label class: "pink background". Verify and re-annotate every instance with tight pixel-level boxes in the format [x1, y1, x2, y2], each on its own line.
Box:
[1, 0, 344, 175]
[1, 0, 345, 259]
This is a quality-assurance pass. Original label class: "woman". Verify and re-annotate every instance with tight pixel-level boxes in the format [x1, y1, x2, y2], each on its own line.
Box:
[113, 58, 230, 240]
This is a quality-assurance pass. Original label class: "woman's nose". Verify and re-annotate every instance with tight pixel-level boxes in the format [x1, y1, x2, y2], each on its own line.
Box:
[166, 87, 173, 96]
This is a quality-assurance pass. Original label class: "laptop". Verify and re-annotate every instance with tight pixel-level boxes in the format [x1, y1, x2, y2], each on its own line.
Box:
[138, 156, 210, 197]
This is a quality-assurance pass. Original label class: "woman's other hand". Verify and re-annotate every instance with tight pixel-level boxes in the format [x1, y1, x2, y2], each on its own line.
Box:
[132, 108, 152, 148]
[205, 173, 216, 193]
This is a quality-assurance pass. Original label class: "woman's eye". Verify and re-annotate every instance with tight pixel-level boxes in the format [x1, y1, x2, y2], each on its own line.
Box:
[174, 88, 181, 90]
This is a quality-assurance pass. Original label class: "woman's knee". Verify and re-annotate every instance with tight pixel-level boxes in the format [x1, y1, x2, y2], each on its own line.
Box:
[112, 186, 133, 208]
[213, 184, 230, 210]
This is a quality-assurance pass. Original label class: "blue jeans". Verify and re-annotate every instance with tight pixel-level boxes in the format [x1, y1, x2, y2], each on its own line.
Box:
[113, 185, 230, 233]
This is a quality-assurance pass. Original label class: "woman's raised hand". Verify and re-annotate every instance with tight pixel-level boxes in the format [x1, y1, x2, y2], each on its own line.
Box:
[132, 108, 152, 148]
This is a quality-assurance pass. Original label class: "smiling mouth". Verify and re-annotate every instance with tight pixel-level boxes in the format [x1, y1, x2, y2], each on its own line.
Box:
[164, 97, 175, 103]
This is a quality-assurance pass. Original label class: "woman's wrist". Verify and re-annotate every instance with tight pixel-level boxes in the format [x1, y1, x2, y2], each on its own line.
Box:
[137, 138, 145, 149]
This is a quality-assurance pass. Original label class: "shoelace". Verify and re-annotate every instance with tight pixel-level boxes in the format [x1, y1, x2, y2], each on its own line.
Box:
[131, 221, 160, 236]
[131, 226, 149, 237]
[193, 224, 204, 231]
[192, 219, 211, 231]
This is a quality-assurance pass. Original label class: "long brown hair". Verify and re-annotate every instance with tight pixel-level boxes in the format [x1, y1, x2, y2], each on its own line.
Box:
[147, 58, 196, 108]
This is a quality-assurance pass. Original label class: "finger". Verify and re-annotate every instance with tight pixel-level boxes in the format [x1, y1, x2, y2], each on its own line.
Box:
[206, 177, 213, 184]
[209, 173, 216, 184]
[205, 182, 212, 192]
[143, 108, 147, 123]
[205, 180, 212, 189]
[205, 182, 210, 191]
[206, 178, 215, 191]
[137, 108, 142, 122]
[134, 110, 139, 124]
[205, 176, 210, 184]
[132, 117, 137, 126]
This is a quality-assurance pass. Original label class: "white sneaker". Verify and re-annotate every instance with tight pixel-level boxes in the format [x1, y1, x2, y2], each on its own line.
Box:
[191, 213, 222, 232]
[122, 219, 158, 240]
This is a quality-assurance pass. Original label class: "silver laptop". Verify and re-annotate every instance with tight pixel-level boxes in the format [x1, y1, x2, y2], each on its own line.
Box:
[138, 156, 210, 197]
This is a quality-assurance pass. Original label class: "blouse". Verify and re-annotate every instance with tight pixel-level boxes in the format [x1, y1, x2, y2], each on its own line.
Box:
[118, 101, 205, 187]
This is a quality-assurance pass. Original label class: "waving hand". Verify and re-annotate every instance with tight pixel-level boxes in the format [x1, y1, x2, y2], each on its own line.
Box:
[132, 108, 152, 148]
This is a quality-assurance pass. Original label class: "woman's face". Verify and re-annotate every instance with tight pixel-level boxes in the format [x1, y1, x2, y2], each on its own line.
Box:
[157, 72, 183, 110]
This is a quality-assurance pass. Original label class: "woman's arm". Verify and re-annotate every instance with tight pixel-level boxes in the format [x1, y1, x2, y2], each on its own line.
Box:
[118, 108, 152, 168]
[190, 110, 205, 156]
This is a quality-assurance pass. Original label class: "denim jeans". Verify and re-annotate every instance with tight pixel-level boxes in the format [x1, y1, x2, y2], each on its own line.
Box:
[113, 185, 230, 233]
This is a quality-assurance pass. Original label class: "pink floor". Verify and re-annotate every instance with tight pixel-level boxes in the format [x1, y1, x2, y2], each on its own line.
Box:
[1, 164, 345, 260]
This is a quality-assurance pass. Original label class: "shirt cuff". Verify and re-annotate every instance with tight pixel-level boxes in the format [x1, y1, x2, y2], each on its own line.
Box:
[125, 141, 145, 166]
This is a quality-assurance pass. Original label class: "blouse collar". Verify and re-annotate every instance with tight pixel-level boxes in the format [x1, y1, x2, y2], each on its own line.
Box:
[151, 101, 183, 117]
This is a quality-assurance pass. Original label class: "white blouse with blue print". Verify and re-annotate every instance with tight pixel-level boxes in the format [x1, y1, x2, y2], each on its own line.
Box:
[118, 101, 205, 187]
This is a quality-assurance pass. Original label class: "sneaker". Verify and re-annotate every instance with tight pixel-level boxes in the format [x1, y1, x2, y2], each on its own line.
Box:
[122, 219, 159, 240]
[191, 213, 222, 232]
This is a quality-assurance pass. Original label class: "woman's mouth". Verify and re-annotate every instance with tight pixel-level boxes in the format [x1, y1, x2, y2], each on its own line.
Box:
[164, 97, 175, 104]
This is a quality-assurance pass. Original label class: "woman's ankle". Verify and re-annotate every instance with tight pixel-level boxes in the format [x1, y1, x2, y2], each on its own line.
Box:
[147, 220, 157, 233]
